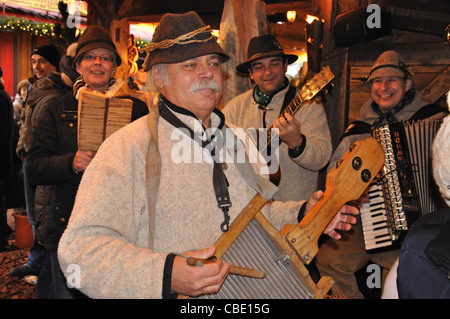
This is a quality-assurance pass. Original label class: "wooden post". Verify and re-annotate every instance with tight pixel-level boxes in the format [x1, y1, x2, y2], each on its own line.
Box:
[219, 0, 267, 108]
[312, 0, 349, 150]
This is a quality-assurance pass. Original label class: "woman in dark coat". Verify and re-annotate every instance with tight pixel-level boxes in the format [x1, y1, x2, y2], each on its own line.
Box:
[27, 25, 148, 299]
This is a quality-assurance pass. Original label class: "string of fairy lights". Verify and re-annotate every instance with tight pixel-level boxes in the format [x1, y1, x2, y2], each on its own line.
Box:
[0, 16, 151, 49]
[0, 16, 57, 37]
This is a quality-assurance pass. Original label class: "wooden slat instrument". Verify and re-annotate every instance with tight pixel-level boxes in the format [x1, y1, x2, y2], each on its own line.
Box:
[180, 136, 384, 299]
[77, 89, 133, 151]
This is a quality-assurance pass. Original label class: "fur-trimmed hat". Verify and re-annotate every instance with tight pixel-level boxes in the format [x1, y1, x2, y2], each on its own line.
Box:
[31, 45, 61, 71]
[16, 79, 30, 93]
[74, 25, 121, 66]
[236, 34, 298, 75]
[366, 50, 411, 86]
[143, 11, 229, 71]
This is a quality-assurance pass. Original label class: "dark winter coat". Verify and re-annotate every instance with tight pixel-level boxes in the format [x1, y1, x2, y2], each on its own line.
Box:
[27, 90, 148, 249]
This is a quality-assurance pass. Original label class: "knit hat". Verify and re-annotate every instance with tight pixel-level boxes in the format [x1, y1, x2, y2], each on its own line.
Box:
[143, 11, 229, 71]
[74, 25, 121, 66]
[366, 50, 411, 86]
[31, 45, 61, 71]
[236, 34, 298, 74]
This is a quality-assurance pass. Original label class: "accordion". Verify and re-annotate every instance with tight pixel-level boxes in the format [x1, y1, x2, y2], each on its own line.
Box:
[361, 118, 446, 251]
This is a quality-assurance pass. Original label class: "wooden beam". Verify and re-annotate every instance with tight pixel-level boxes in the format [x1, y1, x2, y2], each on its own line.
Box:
[421, 66, 450, 103]
[116, 0, 135, 18]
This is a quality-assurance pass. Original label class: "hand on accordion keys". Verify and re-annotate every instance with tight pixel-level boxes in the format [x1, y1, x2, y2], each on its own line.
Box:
[306, 190, 360, 240]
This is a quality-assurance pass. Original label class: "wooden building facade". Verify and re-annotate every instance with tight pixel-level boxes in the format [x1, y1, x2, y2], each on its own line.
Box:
[2, 0, 448, 147]
[83, 0, 450, 148]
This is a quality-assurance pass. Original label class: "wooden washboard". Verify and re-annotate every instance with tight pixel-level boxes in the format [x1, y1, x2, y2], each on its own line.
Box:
[77, 90, 133, 151]
[181, 137, 385, 299]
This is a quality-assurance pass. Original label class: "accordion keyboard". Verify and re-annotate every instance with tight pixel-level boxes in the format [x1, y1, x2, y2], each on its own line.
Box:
[360, 184, 393, 250]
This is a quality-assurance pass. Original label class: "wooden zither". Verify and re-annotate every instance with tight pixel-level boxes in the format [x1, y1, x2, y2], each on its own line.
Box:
[181, 137, 385, 299]
[77, 90, 133, 151]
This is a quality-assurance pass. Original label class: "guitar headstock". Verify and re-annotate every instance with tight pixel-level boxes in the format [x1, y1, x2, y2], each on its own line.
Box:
[326, 137, 385, 202]
[298, 66, 335, 103]
[280, 136, 385, 264]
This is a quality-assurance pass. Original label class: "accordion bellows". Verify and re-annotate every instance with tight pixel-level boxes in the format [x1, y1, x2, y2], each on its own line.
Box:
[78, 90, 133, 151]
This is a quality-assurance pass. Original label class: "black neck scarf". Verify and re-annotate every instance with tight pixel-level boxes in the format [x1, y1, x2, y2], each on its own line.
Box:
[158, 95, 232, 232]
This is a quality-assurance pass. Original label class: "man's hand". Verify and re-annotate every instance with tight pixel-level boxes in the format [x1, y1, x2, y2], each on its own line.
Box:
[306, 190, 359, 240]
[73, 150, 95, 173]
[272, 112, 303, 148]
[171, 246, 230, 297]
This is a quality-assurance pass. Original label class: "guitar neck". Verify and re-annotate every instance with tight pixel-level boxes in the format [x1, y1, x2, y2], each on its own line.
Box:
[265, 66, 334, 141]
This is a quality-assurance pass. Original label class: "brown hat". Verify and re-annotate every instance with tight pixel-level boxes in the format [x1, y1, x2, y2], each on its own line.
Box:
[366, 50, 411, 86]
[74, 25, 121, 66]
[236, 35, 298, 74]
[143, 11, 229, 71]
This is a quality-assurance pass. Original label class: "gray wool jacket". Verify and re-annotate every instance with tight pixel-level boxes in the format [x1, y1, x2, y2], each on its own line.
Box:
[222, 85, 332, 202]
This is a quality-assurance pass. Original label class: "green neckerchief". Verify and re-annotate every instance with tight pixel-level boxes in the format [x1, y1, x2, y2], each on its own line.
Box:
[253, 77, 289, 107]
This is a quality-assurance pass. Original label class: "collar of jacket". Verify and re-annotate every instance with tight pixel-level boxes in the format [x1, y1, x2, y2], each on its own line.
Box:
[253, 76, 289, 107]
[144, 95, 278, 247]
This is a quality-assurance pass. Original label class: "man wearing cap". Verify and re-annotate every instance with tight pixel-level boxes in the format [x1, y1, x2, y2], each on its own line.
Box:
[26, 25, 147, 298]
[315, 50, 448, 299]
[57, 12, 359, 299]
[17, 45, 60, 161]
[222, 35, 332, 203]
[12, 45, 61, 279]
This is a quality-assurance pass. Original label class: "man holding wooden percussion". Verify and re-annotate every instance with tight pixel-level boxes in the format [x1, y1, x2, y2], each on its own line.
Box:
[58, 11, 359, 299]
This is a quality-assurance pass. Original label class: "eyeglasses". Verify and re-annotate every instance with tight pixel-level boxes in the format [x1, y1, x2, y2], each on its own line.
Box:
[83, 54, 113, 63]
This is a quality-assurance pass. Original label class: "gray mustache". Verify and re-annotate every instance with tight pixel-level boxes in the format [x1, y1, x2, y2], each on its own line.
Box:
[190, 79, 220, 94]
